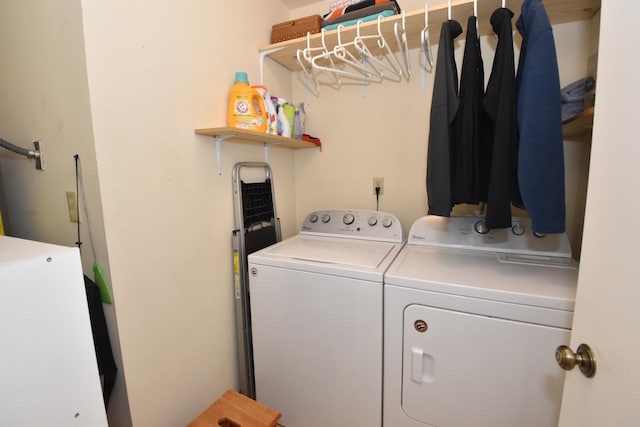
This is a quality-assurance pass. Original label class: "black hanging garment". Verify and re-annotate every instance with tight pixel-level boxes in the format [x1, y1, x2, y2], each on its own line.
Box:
[84, 275, 117, 408]
[482, 8, 522, 229]
[451, 15, 489, 205]
[426, 19, 463, 216]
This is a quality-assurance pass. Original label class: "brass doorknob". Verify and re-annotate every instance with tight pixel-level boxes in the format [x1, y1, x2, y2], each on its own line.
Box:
[555, 343, 596, 378]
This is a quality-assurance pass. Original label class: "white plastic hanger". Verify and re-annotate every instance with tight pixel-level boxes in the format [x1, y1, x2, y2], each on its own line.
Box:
[309, 29, 344, 88]
[420, 3, 434, 74]
[474, 0, 479, 36]
[332, 24, 381, 80]
[297, 48, 320, 96]
[296, 32, 325, 95]
[353, 17, 403, 79]
[420, 3, 434, 90]
[393, 10, 411, 79]
[311, 28, 368, 82]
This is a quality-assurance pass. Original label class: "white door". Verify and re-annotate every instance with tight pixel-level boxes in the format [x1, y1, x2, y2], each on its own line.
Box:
[558, 2, 640, 425]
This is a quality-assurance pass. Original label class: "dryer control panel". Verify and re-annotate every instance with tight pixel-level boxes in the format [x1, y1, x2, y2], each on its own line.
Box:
[300, 209, 403, 243]
[408, 215, 573, 260]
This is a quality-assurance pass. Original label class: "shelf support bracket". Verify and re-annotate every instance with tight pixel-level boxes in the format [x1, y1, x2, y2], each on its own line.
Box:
[258, 47, 285, 86]
[213, 135, 234, 175]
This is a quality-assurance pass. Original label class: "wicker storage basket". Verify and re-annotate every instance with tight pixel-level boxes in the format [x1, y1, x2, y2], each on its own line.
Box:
[271, 15, 323, 43]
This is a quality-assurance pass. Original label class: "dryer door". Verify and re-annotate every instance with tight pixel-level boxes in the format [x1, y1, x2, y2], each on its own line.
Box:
[402, 304, 569, 427]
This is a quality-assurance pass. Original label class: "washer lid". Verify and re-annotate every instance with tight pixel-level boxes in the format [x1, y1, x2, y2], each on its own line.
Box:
[262, 235, 397, 267]
[249, 235, 404, 281]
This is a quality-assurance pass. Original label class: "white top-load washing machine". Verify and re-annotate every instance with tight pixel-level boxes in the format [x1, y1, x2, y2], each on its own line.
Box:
[383, 215, 578, 427]
[248, 209, 404, 427]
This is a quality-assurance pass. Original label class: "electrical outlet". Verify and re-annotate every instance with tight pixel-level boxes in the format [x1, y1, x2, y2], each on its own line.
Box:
[66, 190, 79, 223]
[372, 177, 384, 195]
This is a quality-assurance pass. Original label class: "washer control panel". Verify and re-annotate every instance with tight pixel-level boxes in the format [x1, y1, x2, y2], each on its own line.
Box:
[300, 209, 403, 243]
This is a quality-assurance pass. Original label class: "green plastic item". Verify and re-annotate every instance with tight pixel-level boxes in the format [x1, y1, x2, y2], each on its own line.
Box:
[93, 263, 113, 304]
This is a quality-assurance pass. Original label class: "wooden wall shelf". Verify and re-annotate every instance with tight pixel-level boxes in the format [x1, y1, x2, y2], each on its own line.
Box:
[195, 127, 317, 149]
[563, 107, 594, 138]
[195, 127, 318, 175]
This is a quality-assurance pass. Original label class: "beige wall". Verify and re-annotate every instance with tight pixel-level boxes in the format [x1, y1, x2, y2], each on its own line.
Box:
[0, 1, 596, 426]
[0, 1, 130, 426]
[79, 1, 296, 426]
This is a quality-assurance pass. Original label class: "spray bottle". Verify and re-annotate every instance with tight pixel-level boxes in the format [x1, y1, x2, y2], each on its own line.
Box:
[252, 85, 278, 135]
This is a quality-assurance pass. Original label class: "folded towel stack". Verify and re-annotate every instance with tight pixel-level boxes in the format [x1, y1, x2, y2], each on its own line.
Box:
[322, 0, 401, 31]
[560, 76, 595, 122]
[328, 0, 361, 11]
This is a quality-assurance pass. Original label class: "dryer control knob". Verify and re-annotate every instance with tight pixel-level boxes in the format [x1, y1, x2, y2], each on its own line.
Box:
[309, 214, 319, 223]
[511, 223, 526, 236]
[343, 213, 355, 225]
[382, 217, 393, 228]
[474, 219, 489, 235]
[368, 216, 378, 226]
[321, 214, 331, 223]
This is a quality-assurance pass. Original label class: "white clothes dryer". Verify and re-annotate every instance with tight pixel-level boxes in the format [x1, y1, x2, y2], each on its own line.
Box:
[248, 209, 404, 427]
[383, 215, 578, 427]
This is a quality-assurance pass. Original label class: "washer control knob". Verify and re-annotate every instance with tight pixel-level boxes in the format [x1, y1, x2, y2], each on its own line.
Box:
[474, 219, 489, 235]
[382, 217, 393, 228]
[368, 216, 378, 226]
[511, 222, 526, 236]
[309, 214, 319, 223]
[343, 213, 355, 225]
[321, 214, 331, 223]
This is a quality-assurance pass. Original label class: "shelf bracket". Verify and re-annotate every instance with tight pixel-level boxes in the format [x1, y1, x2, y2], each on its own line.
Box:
[259, 47, 285, 85]
[211, 136, 282, 175]
[263, 142, 284, 164]
[213, 135, 234, 175]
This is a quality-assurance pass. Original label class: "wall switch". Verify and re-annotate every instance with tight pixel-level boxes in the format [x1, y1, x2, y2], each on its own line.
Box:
[373, 177, 384, 195]
[66, 191, 79, 223]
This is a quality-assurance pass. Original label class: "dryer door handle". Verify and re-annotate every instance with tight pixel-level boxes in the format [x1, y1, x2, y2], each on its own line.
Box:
[411, 347, 424, 383]
[410, 347, 435, 384]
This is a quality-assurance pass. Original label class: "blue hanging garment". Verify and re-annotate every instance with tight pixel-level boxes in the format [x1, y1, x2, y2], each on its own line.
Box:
[516, 0, 566, 234]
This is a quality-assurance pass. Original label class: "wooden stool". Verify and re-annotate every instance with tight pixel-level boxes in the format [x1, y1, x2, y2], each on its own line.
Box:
[188, 390, 281, 427]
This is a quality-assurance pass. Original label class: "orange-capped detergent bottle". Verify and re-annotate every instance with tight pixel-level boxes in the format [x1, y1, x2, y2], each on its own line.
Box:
[227, 72, 267, 132]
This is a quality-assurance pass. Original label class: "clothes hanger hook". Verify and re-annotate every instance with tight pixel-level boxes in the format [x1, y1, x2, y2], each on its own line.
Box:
[448, 0, 452, 20]
[377, 15, 386, 49]
[425, 2, 429, 27]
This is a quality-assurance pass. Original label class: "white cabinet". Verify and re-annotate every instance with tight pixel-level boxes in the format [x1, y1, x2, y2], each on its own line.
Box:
[0, 236, 108, 427]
